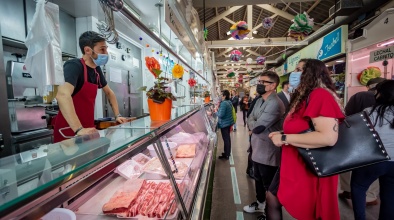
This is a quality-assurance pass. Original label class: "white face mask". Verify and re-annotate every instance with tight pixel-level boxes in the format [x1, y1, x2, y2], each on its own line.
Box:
[288, 71, 302, 93]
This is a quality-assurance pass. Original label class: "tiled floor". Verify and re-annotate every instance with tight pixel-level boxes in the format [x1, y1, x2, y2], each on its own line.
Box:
[210, 112, 380, 220]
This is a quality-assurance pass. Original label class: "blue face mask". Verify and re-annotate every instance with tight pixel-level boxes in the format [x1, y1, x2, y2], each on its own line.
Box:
[91, 49, 109, 66]
[288, 71, 302, 93]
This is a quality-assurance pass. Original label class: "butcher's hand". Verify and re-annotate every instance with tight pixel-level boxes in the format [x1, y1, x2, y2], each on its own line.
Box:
[269, 132, 283, 147]
[77, 127, 97, 136]
[116, 116, 128, 124]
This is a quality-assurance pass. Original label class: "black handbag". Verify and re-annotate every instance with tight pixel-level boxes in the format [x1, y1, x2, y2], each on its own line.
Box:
[297, 110, 391, 177]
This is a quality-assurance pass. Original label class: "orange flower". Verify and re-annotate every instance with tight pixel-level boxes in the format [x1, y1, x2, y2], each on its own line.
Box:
[172, 64, 184, 79]
[145, 57, 161, 78]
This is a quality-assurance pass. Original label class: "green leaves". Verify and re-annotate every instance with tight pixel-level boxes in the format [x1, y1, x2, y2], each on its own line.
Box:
[152, 69, 162, 78]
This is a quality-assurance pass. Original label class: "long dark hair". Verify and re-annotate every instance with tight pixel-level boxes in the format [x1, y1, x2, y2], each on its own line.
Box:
[370, 80, 394, 128]
[289, 59, 337, 114]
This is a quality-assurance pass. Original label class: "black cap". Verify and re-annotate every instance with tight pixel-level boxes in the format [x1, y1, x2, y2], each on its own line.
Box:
[367, 77, 386, 89]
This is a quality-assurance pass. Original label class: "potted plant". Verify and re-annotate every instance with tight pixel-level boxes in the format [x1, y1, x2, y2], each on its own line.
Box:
[203, 91, 210, 103]
[140, 57, 176, 121]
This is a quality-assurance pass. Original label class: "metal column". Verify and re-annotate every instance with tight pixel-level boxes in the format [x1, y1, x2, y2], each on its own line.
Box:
[0, 24, 13, 157]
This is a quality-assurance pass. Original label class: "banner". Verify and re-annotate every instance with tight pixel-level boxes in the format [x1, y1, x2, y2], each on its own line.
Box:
[286, 25, 347, 71]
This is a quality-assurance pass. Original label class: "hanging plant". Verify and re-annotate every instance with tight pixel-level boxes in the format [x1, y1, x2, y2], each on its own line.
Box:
[256, 56, 266, 65]
[288, 12, 314, 41]
[229, 21, 250, 40]
[172, 64, 184, 79]
[204, 28, 208, 40]
[188, 78, 197, 87]
[246, 68, 253, 75]
[145, 57, 161, 78]
[246, 58, 253, 64]
[262, 17, 274, 29]
[230, 50, 242, 61]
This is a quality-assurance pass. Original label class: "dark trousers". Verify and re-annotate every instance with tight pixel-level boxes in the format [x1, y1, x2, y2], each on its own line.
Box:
[351, 161, 394, 220]
[220, 126, 232, 157]
[254, 162, 278, 203]
[247, 135, 253, 171]
[242, 110, 247, 126]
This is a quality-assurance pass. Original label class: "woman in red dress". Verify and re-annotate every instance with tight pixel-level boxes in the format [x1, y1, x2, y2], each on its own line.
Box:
[269, 59, 345, 220]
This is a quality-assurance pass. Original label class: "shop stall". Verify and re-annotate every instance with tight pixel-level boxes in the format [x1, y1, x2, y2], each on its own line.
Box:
[0, 104, 218, 219]
[346, 8, 394, 102]
[286, 25, 348, 99]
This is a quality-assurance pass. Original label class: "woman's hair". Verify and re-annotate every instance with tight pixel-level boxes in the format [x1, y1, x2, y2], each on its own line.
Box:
[289, 59, 339, 113]
[222, 90, 230, 100]
[370, 80, 394, 128]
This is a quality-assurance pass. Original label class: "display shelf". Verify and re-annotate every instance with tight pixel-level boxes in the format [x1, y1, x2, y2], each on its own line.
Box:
[0, 104, 218, 220]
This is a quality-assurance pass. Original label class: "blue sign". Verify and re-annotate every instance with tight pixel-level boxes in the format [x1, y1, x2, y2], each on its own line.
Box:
[317, 28, 342, 60]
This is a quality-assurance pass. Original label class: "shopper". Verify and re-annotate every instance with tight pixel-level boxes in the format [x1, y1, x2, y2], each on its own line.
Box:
[54, 31, 127, 143]
[231, 90, 239, 131]
[269, 59, 345, 220]
[262, 60, 308, 220]
[277, 80, 290, 115]
[243, 71, 284, 214]
[216, 90, 234, 160]
[351, 80, 394, 220]
[339, 77, 386, 205]
[245, 92, 262, 179]
[240, 93, 251, 126]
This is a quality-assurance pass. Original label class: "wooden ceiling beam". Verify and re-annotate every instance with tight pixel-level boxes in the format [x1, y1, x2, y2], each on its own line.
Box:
[206, 6, 243, 27]
[255, 4, 294, 21]
[247, 5, 253, 37]
[307, 0, 321, 14]
[265, 3, 291, 37]
[215, 7, 221, 40]
[254, 8, 264, 28]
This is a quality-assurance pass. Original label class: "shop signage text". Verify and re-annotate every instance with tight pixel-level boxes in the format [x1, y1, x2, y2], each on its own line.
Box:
[317, 28, 342, 60]
[369, 46, 394, 63]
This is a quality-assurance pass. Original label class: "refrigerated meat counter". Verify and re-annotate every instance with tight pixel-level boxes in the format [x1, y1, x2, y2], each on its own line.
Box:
[0, 104, 218, 219]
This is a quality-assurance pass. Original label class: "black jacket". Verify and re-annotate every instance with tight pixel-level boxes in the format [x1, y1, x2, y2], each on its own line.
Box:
[277, 91, 290, 114]
[240, 96, 252, 111]
[345, 90, 375, 116]
[231, 95, 239, 107]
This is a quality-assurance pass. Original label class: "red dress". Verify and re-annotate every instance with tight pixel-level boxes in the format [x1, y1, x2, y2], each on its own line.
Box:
[278, 88, 345, 220]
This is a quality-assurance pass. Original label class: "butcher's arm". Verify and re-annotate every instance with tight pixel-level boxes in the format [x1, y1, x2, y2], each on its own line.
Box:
[102, 85, 127, 123]
[56, 83, 82, 132]
[56, 83, 97, 135]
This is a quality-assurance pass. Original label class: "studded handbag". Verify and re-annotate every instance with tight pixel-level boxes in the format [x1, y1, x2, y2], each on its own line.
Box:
[297, 110, 390, 177]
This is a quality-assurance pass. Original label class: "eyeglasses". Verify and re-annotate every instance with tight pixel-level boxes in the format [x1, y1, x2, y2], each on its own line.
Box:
[258, 80, 274, 85]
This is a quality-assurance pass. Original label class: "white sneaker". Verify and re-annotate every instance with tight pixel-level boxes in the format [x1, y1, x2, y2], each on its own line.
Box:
[243, 201, 265, 213]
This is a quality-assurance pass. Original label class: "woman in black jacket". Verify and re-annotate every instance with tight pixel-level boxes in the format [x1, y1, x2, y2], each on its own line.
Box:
[240, 94, 251, 127]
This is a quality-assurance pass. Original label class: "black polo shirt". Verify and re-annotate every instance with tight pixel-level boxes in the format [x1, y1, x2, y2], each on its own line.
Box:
[63, 58, 107, 96]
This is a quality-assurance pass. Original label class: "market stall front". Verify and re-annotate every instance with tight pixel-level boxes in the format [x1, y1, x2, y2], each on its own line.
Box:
[0, 105, 218, 220]
[346, 8, 394, 102]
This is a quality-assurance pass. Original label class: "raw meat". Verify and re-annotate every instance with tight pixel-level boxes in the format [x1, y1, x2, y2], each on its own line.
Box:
[142, 157, 189, 179]
[126, 181, 179, 218]
[132, 153, 151, 166]
[176, 144, 196, 158]
[102, 179, 145, 215]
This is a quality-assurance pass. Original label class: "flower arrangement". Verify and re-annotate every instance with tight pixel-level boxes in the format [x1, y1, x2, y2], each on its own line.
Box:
[229, 21, 250, 40]
[188, 78, 197, 87]
[203, 91, 210, 98]
[172, 64, 184, 79]
[140, 57, 176, 104]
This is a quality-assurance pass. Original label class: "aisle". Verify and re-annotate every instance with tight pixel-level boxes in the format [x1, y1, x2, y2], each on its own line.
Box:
[209, 111, 380, 220]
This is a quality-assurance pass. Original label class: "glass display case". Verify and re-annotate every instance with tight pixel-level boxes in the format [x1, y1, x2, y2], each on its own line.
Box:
[0, 105, 217, 220]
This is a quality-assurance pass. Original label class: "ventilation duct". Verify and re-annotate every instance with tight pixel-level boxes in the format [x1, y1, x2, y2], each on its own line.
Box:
[329, 0, 364, 17]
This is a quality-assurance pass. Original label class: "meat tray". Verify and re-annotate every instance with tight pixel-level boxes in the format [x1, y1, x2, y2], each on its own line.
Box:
[75, 177, 184, 220]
